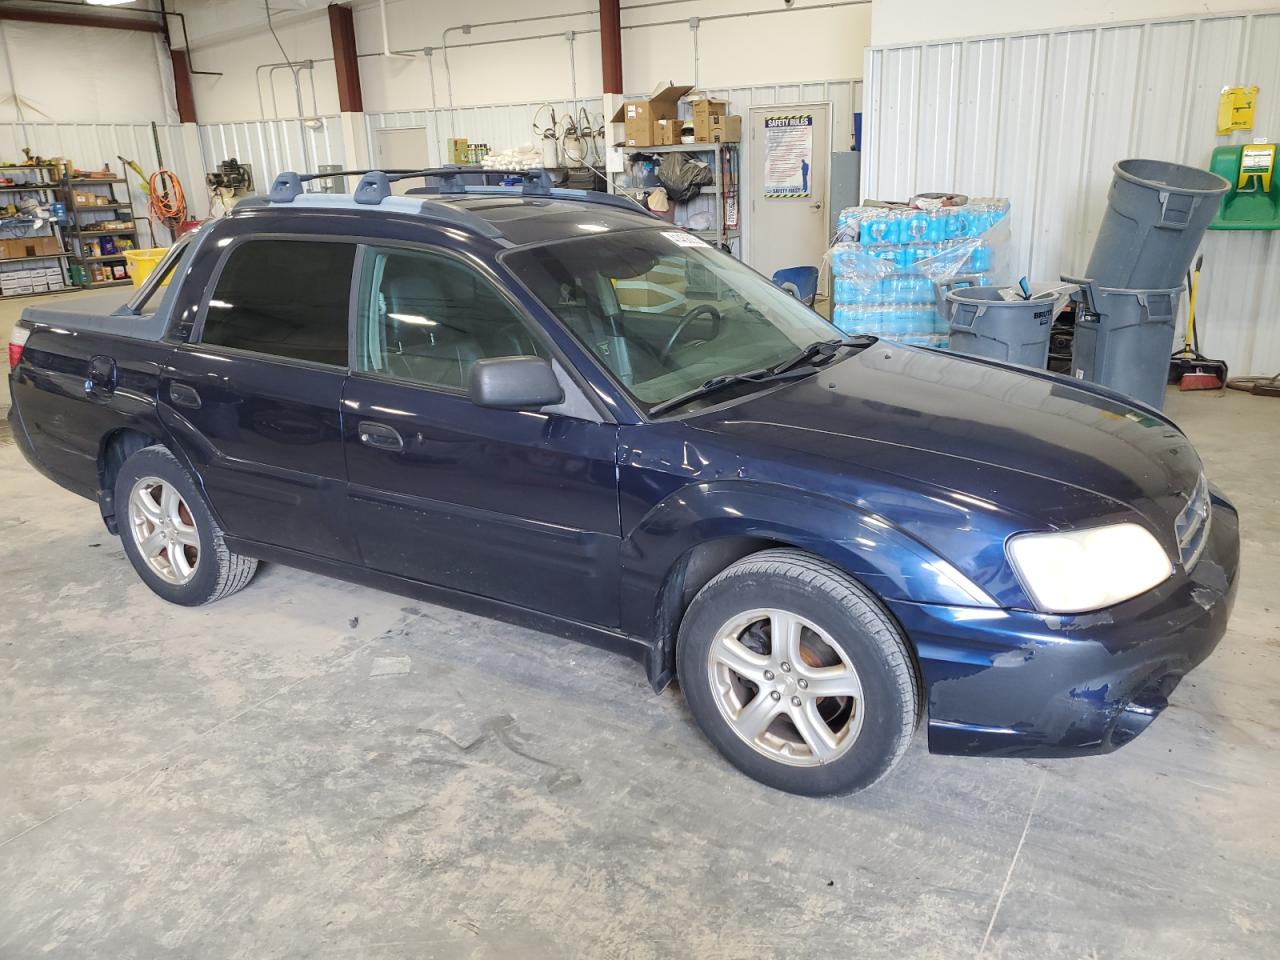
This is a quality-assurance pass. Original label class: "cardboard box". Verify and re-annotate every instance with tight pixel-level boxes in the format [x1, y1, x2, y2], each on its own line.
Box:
[688, 97, 728, 123]
[612, 82, 693, 147]
[694, 115, 742, 144]
[653, 118, 683, 146]
[447, 138, 469, 164]
[0, 236, 62, 260]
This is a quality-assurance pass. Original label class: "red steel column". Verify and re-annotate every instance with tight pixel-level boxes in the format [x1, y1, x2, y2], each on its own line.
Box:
[599, 0, 622, 95]
[170, 49, 198, 123]
[328, 3, 364, 114]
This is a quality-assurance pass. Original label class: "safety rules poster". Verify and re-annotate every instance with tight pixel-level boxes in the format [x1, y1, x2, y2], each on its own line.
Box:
[763, 114, 814, 198]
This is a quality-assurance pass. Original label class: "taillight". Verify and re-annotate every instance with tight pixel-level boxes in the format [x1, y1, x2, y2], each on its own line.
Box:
[8, 325, 30, 370]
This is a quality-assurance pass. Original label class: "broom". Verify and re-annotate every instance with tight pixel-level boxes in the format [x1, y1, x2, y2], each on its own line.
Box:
[1168, 255, 1228, 391]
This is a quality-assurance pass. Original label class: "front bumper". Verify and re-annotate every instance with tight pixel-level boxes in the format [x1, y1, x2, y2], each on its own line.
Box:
[886, 491, 1240, 758]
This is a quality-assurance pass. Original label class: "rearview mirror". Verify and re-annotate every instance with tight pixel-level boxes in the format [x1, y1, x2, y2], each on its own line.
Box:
[469, 356, 564, 410]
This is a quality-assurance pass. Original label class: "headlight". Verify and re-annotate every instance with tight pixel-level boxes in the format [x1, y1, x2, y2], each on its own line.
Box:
[1006, 522, 1172, 613]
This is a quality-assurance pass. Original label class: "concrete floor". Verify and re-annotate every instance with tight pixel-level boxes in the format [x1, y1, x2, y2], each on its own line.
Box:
[2, 291, 1278, 959]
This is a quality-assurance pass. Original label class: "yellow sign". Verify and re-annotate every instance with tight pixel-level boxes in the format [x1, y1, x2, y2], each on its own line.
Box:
[1217, 86, 1258, 135]
[1239, 143, 1276, 191]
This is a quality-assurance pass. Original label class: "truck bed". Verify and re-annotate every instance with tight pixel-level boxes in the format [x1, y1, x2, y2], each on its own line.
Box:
[20, 290, 168, 341]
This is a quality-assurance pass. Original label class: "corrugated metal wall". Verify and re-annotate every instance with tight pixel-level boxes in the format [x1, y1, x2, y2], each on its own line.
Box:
[365, 80, 860, 172]
[198, 117, 346, 202]
[366, 100, 605, 169]
[701, 80, 860, 152]
[863, 11, 1280, 377]
[0, 121, 205, 245]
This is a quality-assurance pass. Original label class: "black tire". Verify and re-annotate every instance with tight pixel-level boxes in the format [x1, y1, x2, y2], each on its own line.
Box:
[677, 548, 919, 797]
[114, 445, 258, 606]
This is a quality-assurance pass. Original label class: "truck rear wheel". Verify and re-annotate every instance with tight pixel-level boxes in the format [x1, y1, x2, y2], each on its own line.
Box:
[677, 548, 919, 796]
[115, 445, 257, 606]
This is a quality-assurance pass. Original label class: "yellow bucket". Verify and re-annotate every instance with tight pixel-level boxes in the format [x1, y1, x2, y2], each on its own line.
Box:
[123, 248, 169, 288]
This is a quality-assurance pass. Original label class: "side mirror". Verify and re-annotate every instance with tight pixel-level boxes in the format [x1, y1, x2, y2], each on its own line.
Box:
[468, 356, 564, 410]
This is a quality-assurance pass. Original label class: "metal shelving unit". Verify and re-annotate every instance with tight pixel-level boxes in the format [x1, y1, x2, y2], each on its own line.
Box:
[61, 168, 139, 288]
[0, 164, 72, 301]
[608, 142, 741, 250]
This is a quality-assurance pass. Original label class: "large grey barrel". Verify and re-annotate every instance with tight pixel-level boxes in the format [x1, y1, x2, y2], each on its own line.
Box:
[1084, 159, 1228, 289]
[1068, 280, 1182, 410]
[937, 280, 1058, 367]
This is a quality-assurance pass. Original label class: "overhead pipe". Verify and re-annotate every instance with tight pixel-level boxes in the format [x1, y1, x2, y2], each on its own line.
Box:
[689, 17, 699, 89]
[378, 0, 413, 59]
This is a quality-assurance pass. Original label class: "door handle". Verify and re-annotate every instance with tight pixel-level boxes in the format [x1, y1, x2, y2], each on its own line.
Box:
[169, 382, 202, 409]
[810, 201, 824, 211]
[358, 420, 404, 451]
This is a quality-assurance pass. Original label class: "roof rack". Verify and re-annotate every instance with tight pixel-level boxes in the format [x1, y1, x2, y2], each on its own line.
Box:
[266, 166, 650, 217]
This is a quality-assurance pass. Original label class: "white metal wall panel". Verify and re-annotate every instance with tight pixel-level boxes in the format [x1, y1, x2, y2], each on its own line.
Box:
[366, 100, 605, 169]
[864, 10, 1280, 377]
[702, 79, 860, 152]
[198, 117, 345, 199]
[0, 121, 206, 246]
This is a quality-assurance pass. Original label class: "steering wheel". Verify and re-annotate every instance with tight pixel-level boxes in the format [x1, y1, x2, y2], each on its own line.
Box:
[661, 305, 723, 360]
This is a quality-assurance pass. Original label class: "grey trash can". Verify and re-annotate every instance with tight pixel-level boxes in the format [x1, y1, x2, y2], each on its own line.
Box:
[1065, 276, 1182, 411]
[1084, 159, 1228, 290]
[936, 277, 1065, 368]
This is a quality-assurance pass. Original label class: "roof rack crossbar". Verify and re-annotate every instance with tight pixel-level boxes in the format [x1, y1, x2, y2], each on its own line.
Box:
[262, 167, 654, 227]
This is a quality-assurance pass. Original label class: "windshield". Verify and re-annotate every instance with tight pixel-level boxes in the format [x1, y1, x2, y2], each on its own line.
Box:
[504, 229, 840, 414]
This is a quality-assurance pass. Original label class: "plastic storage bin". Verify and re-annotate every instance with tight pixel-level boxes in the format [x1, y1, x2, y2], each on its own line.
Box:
[123, 248, 169, 288]
[936, 278, 1062, 367]
[1084, 159, 1228, 290]
[1066, 276, 1182, 410]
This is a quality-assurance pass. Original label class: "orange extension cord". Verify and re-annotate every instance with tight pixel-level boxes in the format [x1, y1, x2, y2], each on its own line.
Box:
[147, 169, 188, 236]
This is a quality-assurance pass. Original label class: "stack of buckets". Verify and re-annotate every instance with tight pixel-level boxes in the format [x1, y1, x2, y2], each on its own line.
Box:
[1065, 159, 1229, 410]
[938, 159, 1229, 411]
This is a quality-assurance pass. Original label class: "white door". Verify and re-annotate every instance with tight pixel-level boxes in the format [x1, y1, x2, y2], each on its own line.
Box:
[374, 127, 429, 195]
[747, 103, 831, 279]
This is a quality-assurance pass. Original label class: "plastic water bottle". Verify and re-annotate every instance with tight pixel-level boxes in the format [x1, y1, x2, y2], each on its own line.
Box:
[904, 209, 930, 243]
[945, 209, 971, 240]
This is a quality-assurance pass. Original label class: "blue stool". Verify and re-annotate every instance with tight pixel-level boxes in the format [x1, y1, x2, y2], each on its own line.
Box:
[771, 266, 819, 306]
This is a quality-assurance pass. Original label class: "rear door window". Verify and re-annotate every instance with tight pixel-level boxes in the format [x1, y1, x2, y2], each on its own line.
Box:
[200, 239, 356, 366]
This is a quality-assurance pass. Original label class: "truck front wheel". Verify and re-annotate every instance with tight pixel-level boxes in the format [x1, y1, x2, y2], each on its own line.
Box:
[115, 445, 258, 606]
[677, 548, 919, 796]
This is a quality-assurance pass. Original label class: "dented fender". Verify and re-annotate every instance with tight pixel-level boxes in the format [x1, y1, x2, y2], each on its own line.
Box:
[618, 478, 996, 641]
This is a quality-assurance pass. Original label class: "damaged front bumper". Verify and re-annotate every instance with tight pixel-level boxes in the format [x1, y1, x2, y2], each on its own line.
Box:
[887, 491, 1240, 758]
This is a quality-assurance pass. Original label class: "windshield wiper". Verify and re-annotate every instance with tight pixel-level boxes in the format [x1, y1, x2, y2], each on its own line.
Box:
[769, 335, 874, 376]
[648, 366, 814, 417]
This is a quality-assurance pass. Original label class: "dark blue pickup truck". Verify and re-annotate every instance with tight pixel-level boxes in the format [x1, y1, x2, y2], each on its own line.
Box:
[7, 169, 1239, 796]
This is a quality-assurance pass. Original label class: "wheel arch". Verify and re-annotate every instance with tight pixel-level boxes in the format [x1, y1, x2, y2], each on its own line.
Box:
[628, 480, 987, 690]
[97, 428, 165, 534]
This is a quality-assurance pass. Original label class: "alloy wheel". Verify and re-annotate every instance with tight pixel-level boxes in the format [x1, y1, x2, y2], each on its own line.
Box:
[127, 476, 201, 585]
[707, 607, 865, 766]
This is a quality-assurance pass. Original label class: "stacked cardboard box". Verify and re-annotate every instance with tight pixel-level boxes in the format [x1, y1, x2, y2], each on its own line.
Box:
[1, 264, 66, 297]
[689, 98, 742, 144]
[612, 83, 693, 148]
[613, 85, 743, 147]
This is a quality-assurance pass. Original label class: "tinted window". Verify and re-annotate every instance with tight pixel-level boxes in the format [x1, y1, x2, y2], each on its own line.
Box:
[355, 246, 544, 390]
[201, 239, 355, 366]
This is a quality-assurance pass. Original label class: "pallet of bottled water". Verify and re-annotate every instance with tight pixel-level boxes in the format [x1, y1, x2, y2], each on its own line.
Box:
[829, 199, 1011, 346]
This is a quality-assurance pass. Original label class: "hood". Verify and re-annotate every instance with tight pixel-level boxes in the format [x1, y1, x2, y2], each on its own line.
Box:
[687, 345, 1203, 601]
